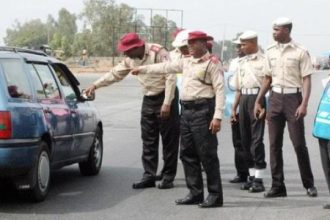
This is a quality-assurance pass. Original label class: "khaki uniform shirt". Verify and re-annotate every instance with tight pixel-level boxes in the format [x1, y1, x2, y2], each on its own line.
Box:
[233, 51, 268, 90]
[139, 52, 225, 119]
[169, 48, 182, 61]
[93, 43, 176, 105]
[266, 41, 313, 88]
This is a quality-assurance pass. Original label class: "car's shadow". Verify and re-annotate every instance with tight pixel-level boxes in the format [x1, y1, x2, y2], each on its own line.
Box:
[0, 166, 143, 214]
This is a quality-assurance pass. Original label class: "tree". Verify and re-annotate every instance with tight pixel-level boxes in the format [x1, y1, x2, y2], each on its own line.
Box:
[149, 14, 177, 48]
[57, 8, 77, 44]
[49, 8, 77, 57]
[80, 0, 136, 56]
[4, 19, 48, 49]
[72, 29, 94, 56]
[46, 15, 57, 44]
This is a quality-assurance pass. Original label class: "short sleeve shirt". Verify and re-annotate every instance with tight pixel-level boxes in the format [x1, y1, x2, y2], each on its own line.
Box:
[93, 43, 176, 105]
[236, 51, 268, 89]
[266, 41, 313, 88]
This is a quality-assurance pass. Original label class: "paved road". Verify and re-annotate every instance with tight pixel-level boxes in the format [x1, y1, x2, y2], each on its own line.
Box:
[0, 71, 329, 220]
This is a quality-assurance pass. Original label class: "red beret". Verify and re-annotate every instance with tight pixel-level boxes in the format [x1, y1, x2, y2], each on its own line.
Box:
[188, 31, 213, 41]
[117, 32, 145, 52]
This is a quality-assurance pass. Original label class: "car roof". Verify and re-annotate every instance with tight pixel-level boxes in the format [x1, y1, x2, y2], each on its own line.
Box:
[0, 47, 80, 86]
[0, 47, 57, 62]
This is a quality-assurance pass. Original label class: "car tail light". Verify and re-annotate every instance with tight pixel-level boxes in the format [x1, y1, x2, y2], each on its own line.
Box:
[0, 111, 12, 139]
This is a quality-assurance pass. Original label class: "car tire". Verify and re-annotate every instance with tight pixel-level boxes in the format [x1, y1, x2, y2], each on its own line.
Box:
[29, 141, 51, 202]
[79, 127, 103, 176]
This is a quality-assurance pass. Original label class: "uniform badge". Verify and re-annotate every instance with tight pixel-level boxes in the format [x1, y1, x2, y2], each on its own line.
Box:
[150, 45, 161, 53]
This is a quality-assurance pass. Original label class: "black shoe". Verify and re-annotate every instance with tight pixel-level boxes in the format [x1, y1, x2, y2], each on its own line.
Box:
[249, 178, 265, 193]
[229, 175, 247, 183]
[132, 180, 155, 189]
[241, 176, 254, 190]
[158, 180, 174, 189]
[264, 187, 287, 198]
[155, 174, 163, 181]
[306, 186, 317, 197]
[175, 193, 204, 205]
[198, 194, 223, 208]
[323, 203, 330, 209]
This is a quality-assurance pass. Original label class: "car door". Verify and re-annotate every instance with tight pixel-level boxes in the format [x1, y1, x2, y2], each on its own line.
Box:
[27, 63, 73, 163]
[51, 64, 95, 159]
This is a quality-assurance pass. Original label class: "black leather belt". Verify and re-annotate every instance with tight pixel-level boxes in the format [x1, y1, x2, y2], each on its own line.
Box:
[180, 98, 214, 109]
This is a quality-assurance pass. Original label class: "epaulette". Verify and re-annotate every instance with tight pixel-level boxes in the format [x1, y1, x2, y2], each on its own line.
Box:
[150, 45, 161, 53]
[259, 53, 266, 59]
[267, 43, 277, 51]
[209, 54, 220, 64]
[294, 42, 308, 52]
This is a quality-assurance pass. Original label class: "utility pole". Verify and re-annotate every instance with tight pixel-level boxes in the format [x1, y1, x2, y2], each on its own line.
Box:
[221, 24, 226, 60]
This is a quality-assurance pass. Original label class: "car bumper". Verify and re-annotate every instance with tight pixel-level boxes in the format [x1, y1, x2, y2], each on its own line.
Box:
[0, 139, 39, 176]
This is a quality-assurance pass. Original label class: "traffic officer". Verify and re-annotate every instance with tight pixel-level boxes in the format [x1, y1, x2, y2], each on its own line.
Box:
[170, 29, 191, 60]
[131, 31, 225, 208]
[231, 31, 267, 193]
[228, 37, 249, 184]
[254, 17, 317, 198]
[170, 29, 191, 100]
[85, 32, 180, 190]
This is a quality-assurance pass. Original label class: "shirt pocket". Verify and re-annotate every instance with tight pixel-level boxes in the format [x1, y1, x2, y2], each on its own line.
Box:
[270, 58, 277, 67]
[253, 64, 264, 77]
[286, 57, 299, 67]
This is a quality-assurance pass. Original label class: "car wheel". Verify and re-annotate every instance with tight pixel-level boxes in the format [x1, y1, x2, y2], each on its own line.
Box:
[29, 141, 51, 202]
[79, 127, 103, 176]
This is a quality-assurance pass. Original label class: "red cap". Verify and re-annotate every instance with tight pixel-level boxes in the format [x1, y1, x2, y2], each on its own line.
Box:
[117, 32, 145, 52]
[188, 31, 213, 41]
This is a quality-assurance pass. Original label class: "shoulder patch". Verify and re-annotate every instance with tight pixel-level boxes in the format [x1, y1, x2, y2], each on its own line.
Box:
[267, 43, 276, 51]
[150, 45, 161, 53]
[295, 43, 308, 52]
[209, 54, 220, 64]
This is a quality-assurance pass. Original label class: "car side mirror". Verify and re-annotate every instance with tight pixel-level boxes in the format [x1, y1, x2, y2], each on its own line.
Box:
[80, 89, 95, 101]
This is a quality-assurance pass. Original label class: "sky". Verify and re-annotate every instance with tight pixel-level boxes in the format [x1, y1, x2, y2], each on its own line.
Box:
[1, 0, 330, 57]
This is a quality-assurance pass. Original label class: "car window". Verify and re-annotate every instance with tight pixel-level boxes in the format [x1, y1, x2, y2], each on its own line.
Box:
[27, 64, 47, 99]
[52, 65, 77, 101]
[0, 58, 32, 99]
[32, 64, 61, 99]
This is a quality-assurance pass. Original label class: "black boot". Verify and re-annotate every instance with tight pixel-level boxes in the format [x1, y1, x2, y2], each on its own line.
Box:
[175, 193, 204, 205]
[132, 179, 155, 189]
[249, 178, 265, 193]
[241, 176, 254, 190]
[198, 194, 223, 208]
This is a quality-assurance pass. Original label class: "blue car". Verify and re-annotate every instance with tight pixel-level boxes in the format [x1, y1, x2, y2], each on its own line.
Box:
[0, 47, 103, 202]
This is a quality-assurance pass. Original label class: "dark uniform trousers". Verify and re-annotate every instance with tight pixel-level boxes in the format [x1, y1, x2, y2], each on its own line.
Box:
[318, 139, 330, 193]
[267, 91, 314, 189]
[180, 98, 223, 198]
[231, 118, 249, 177]
[141, 88, 180, 182]
[239, 94, 267, 169]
